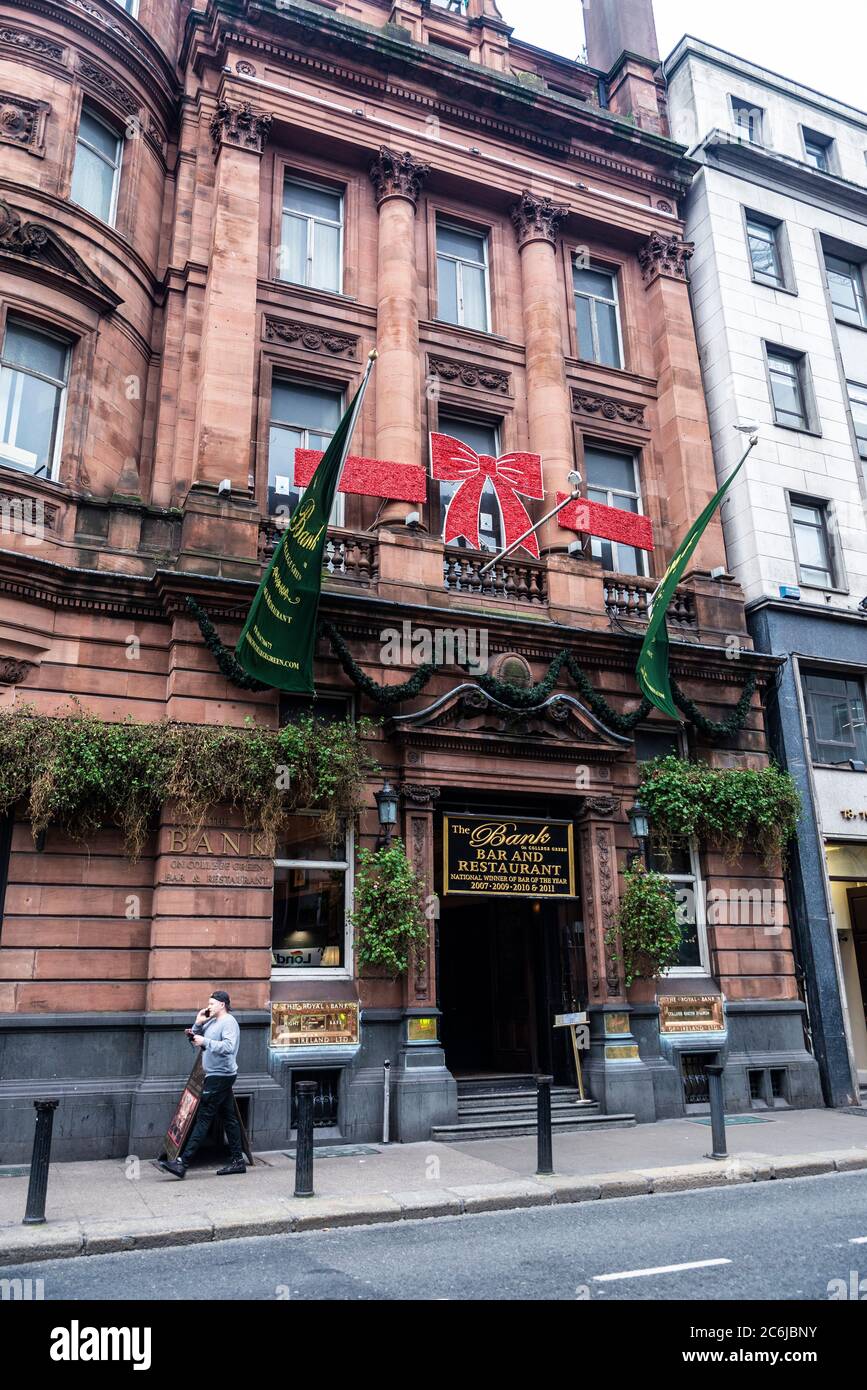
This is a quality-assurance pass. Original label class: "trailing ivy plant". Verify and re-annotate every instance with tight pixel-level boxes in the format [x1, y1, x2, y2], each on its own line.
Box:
[350, 838, 429, 978]
[610, 862, 682, 987]
[0, 703, 377, 859]
[638, 755, 801, 868]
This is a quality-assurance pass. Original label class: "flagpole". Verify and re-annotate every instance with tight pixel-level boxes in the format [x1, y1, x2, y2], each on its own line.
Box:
[646, 431, 758, 618]
[337, 349, 377, 491]
[478, 476, 582, 576]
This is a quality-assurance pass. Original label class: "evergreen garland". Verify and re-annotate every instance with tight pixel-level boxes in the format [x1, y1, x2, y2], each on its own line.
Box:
[187, 599, 755, 743]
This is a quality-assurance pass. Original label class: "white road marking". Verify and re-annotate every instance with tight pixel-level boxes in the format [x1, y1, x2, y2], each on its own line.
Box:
[849, 1236, 867, 1244]
[593, 1258, 732, 1282]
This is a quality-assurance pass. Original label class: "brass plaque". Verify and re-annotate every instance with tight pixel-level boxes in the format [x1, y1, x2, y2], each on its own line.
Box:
[270, 1001, 359, 1047]
[443, 816, 576, 899]
[407, 1016, 438, 1043]
[659, 995, 724, 1034]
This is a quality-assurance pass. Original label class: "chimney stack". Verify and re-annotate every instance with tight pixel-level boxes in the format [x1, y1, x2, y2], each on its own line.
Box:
[583, 0, 659, 74]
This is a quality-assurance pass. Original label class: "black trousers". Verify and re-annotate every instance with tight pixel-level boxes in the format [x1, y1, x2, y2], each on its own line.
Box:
[182, 1073, 243, 1164]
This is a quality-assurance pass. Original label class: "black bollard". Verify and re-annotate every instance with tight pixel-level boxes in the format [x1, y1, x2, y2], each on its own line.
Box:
[706, 1064, 728, 1160]
[536, 1074, 554, 1176]
[23, 1099, 59, 1226]
[294, 1081, 318, 1198]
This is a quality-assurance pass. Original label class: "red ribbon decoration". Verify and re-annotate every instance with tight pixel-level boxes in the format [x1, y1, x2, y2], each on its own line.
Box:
[429, 433, 545, 558]
[294, 449, 427, 503]
[557, 493, 654, 551]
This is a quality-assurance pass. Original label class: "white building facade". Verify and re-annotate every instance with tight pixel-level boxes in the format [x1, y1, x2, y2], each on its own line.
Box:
[665, 37, 867, 1105]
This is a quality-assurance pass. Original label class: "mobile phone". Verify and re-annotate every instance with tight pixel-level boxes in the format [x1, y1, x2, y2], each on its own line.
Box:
[203, 1008, 211, 1018]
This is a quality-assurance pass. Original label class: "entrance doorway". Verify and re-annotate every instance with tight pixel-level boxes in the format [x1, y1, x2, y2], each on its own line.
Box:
[438, 899, 577, 1081]
[846, 888, 867, 1086]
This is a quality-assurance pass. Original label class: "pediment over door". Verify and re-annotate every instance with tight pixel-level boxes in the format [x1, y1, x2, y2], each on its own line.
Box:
[389, 683, 632, 763]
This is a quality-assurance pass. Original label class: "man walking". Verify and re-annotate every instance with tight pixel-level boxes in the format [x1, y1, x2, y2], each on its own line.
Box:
[158, 989, 246, 1178]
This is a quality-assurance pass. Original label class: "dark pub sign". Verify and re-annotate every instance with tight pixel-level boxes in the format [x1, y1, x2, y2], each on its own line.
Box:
[443, 816, 576, 900]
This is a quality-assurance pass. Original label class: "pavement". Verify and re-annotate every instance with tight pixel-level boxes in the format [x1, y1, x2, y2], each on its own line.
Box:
[2, 1106, 867, 1266]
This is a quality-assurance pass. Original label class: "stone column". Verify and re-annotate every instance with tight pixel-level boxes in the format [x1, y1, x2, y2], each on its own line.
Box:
[369, 147, 429, 528]
[638, 232, 727, 576]
[393, 783, 457, 1141]
[192, 101, 272, 492]
[577, 797, 658, 1122]
[511, 191, 575, 552]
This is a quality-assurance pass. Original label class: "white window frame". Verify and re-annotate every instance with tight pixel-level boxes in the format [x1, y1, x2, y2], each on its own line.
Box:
[271, 819, 354, 980]
[730, 96, 763, 145]
[847, 379, 867, 460]
[0, 320, 70, 481]
[573, 260, 623, 369]
[744, 211, 786, 290]
[280, 176, 344, 294]
[825, 254, 867, 328]
[802, 127, 834, 172]
[112, 0, 139, 13]
[72, 105, 123, 227]
[663, 840, 711, 979]
[436, 221, 491, 332]
[269, 379, 345, 528]
[584, 447, 648, 577]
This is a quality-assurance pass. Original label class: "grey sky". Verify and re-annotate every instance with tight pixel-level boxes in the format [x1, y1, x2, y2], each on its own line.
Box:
[497, 1, 866, 114]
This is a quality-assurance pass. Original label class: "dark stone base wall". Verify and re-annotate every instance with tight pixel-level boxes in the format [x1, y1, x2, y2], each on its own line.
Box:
[0, 1010, 459, 1163]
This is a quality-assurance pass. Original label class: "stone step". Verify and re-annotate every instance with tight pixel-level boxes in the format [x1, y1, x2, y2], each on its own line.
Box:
[457, 1099, 598, 1119]
[431, 1112, 636, 1142]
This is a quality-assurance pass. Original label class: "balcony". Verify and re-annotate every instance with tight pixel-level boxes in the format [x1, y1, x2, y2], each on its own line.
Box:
[443, 548, 548, 605]
[603, 574, 697, 627]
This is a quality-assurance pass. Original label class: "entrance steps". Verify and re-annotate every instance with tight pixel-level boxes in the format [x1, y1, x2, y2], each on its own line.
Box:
[430, 1075, 636, 1142]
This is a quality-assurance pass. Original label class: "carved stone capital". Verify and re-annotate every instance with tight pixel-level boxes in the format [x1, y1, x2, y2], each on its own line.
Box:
[400, 783, 441, 808]
[209, 100, 273, 158]
[368, 146, 429, 208]
[0, 657, 34, 685]
[510, 190, 568, 249]
[578, 794, 621, 820]
[638, 231, 694, 285]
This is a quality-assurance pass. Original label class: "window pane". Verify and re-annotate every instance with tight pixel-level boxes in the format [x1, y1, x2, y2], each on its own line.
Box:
[805, 142, 829, 171]
[805, 675, 867, 763]
[849, 383, 867, 456]
[572, 267, 615, 299]
[3, 323, 67, 382]
[276, 815, 346, 862]
[747, 219, 781, 282]
[283, 181, 341, 221]
[826, 256, 865, 324]
[794, 522, 828, 571]
[437, 255, 459, 324]
[272, 865, 345, 968]
[461, 263, 488, 331]
[635, 730, 681, 763]
[271, 381, 342, 431]
[79, 110, 119, 161]
[769, 356, 806, 426]
[437, 225, 485, 262]
[0, 367, 61, 474]
[439, 416, 497, 457]
[280, 213, 308, 284]
[585, 449, 636, 493]
[71, 144, 115, 221]
[596, 301, 621, 367]
[268, 425, 302, 515]
[312, 220, 341, 292]
[574, 294, 595, 360]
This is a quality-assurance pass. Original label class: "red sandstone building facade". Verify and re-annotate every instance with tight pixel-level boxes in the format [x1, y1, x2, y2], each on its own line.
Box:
[0, 0, 821, 1158]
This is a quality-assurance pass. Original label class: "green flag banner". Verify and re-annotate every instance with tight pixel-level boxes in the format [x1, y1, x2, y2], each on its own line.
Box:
[637, 436, 757, 721]
[236, 352, 377, 694]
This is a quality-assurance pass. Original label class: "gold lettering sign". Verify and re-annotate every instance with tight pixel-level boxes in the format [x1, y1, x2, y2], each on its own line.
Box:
[659, 995, 725, 1034]
[443, 816, 576, 899]
[270, 1001, 359, 1048]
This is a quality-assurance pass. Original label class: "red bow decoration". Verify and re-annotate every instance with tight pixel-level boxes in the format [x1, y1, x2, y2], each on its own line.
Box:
[430, 433, 545, 557]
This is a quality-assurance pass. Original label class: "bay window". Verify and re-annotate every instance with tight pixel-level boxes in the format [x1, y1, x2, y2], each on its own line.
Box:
[71, 106, 123, 225]
[0, 319, 70, 479]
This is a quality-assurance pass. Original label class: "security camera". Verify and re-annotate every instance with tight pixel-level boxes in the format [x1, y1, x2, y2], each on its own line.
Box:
[405, 510, 421, 529]
[567, 469, 582, 489]
[217, 479, 231, 497]
[733, 421, 759, 435]
[568, 539, 585, 557]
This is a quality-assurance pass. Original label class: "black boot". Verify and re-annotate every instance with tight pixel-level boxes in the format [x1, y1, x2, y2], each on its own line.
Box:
[157, 1157, 187, 1179]
[216, 1159, 247, 1176]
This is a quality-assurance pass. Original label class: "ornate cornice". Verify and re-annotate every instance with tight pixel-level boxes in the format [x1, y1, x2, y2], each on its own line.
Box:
[264, 316, 358, 358]
[571, 390, 646, 427]
[510, 190, 568, 249]
[209, 100, 273, 157]
[0, 24, 65, 64]
[368, 146, 429, 209]
[0, 199, 122, 313]
[77, 55, 139, 118]
[638, 231, 694, 285]
[429, 355, 510, 394]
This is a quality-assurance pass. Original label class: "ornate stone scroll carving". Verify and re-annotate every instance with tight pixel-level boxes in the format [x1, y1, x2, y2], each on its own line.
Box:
[209, 100, 273, 157]
[510, 189, 568, 248]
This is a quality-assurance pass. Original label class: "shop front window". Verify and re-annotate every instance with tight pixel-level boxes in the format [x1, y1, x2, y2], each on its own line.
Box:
[648, 839, 707, 974]
[272, 815, 350, 973]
